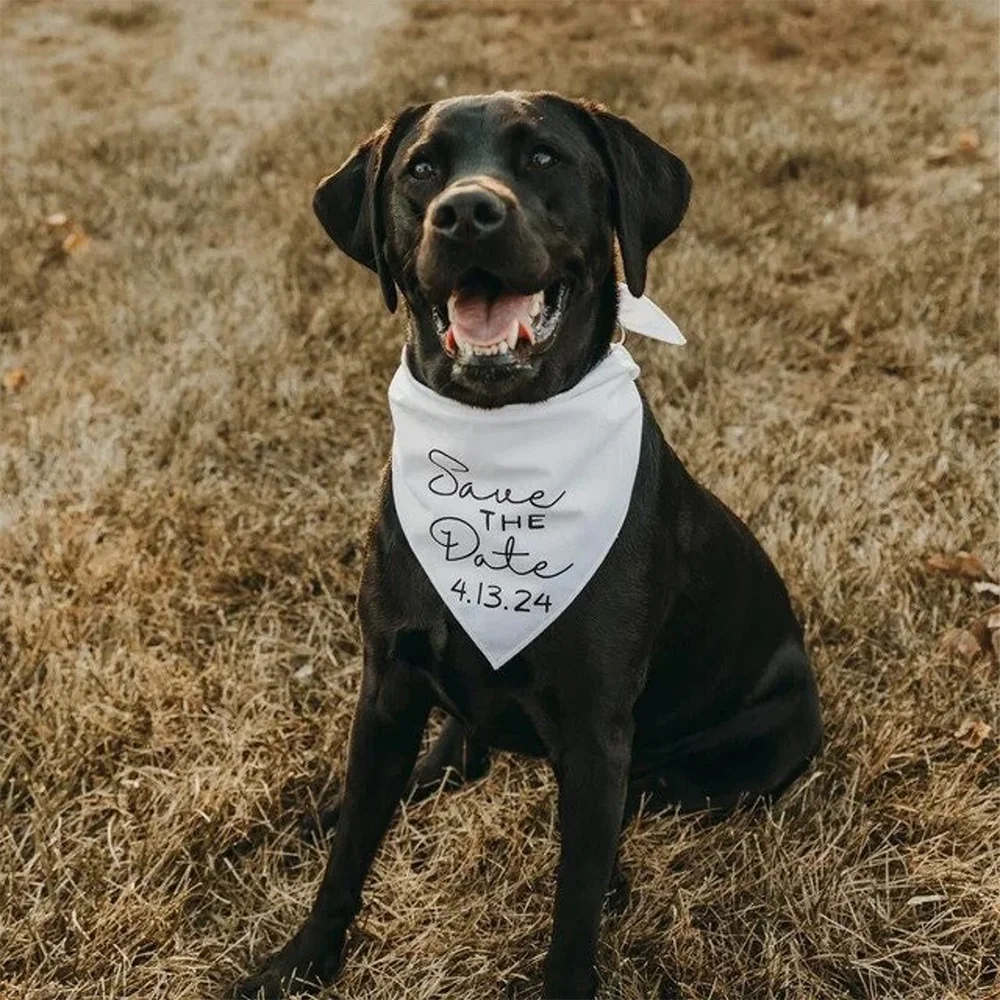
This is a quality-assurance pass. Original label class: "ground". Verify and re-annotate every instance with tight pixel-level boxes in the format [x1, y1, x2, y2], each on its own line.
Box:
[1, 1, 998, 998]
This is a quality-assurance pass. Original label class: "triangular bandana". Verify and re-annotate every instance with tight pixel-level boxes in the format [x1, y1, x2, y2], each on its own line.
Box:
[388, 344, 644, 669]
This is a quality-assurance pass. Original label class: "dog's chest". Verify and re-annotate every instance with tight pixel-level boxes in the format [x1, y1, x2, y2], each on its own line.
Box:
[414, 639, 548, 757]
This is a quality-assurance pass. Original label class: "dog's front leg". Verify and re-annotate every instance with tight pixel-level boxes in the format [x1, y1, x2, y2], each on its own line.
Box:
[231, 642, 430, 999]
[543, 724, 633, 1000]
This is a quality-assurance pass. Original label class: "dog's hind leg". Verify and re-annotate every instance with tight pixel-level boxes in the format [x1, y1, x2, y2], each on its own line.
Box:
[407, 713, 491, 796]
[626, 640, 822, 818]
[307, 714, 490, 837]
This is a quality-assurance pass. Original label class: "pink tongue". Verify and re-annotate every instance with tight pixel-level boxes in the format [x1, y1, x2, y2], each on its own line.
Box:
[448, 291, 533, 345]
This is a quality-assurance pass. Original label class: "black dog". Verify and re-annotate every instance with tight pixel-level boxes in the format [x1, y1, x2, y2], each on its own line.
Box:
[231, 91, 822, 1000]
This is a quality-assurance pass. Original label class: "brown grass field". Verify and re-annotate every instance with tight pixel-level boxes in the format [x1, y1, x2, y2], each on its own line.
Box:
[2, 1, 999, 998]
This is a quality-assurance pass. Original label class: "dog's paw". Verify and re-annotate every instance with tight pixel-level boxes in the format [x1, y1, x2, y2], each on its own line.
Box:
[541, 980, 597, 1000]
[541, 960, 598, 1000]
[228, 958, 327, 1000]
[228, 923, 342, 999]
[228, 967, 303, 1000]
[298, 797, 342, 842]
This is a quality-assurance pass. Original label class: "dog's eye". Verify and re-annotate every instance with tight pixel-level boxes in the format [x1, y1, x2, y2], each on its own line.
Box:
[409, 159, 437, 181]
[527, 147, 558, 170]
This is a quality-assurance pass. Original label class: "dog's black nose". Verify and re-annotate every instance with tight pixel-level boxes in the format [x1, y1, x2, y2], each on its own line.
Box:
[429, 185, 507, 242]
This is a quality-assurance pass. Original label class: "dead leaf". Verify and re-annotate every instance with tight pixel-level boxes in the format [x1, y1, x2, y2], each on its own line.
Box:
[967, 606, 1000, 664]
[973, 581, 1000, 598]
[45, 211, 68, 227]
[939, 628, 983, 665]
[840, 309, 859, 339]
[968, 618, 989, 648]
[954, 718, 991, 750]
[955, 128, 980, 154]
[928, 453, 949, 485]
[925, 551, 990, 581]
[940, 596, 1000, 667]
[2, 368, 28, 393]
[926, 130, 982, 166]
[629, 7, 646, 28]
[925, 144, 953, 165]
[61, 226, 91, 254]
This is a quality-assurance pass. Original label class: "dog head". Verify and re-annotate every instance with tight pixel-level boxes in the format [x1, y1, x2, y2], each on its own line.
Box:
[314, 91, 690, 406]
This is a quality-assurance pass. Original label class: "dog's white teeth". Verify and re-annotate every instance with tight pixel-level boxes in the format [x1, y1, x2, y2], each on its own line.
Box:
[505, 318, 520, 349]
[529, 292, 544, 321]
[458, 338, 474, 358]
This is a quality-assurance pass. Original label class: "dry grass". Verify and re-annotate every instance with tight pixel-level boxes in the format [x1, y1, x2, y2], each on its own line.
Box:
[1, 1, 998, 998]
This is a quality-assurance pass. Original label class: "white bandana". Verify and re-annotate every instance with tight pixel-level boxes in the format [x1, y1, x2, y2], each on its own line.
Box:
[616, 283, 685, 344]
[388, 343, 644, 669]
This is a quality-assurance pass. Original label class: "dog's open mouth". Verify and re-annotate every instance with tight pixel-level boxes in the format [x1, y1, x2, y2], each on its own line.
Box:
[431, 270, 570, 365]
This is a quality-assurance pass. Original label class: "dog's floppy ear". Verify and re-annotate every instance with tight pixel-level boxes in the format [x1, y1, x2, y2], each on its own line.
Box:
[575, 101, 691, 298]
[313, 104, 430, 313]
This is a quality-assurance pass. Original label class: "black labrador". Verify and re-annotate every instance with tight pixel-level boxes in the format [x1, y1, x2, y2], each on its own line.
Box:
[230, 91, 822, 1000]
